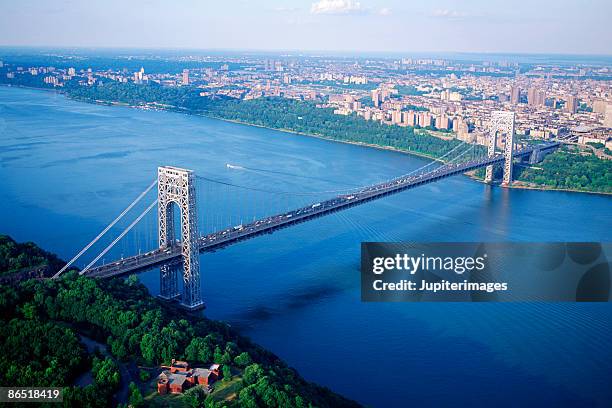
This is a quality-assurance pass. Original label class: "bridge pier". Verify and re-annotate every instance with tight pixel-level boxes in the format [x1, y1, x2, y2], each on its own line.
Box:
[159, 261, 181, 299]
[158, 166, 204, 311]
[484, 127, 497, 184]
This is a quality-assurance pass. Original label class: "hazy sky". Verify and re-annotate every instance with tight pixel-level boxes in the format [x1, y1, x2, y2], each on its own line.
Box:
[1, 0, 610, 55]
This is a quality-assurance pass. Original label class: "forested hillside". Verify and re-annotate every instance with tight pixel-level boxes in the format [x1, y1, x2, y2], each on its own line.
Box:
[0, 236, 360, 408]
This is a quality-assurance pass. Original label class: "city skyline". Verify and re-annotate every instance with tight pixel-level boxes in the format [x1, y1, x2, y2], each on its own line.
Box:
[1, 0, 611, 55]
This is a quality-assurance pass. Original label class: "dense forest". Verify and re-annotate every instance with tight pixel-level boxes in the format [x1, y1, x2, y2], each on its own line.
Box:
[0, 235, 65, 276]
[0, 236, 360, 408]
[66, 82, 472, 160]
[515, 147, 612, 193]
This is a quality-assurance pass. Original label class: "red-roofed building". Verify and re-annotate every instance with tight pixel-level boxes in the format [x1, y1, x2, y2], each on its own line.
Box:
[157, 361, 221, 395]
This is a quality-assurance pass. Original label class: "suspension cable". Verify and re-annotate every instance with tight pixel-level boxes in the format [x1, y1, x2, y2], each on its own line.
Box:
[53, 179, 158, 278]
[198, 140, 471, 197]
[79, 199, 158, 275]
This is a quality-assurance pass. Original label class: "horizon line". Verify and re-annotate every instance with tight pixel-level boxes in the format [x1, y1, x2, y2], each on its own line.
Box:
[1, 44, 611, 59]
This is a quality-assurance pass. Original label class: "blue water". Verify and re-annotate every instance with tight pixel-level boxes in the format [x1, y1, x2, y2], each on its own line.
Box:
[1, 86, 611, 407]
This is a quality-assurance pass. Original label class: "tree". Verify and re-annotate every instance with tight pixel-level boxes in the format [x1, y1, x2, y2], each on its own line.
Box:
[213, 345, 224, 363]
[222, 364, 232, 382]
[126, 274, 139, 286]
[139, 333, 157, 365]
[184, 386, 207, 408]
[238, 385, 259, 408]
[243, 364, 264, 385]
[128, 382, 144, 408]
[234, 352, 252, 367]
[139, 369, 151, 382]
[92, 357, 120, 389]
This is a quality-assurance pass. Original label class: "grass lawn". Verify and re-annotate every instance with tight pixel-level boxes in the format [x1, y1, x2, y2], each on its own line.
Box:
[210, 376, 243, 403]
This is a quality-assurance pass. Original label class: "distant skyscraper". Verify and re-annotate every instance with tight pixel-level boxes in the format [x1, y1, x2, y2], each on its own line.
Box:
[604, 105, 612, 128]
[510, 86, 520, 104]
[437, 114, 451, 130]
[539, 91, 546, 106]
[182, 69, 190, 85]
[419, 112, 432, 128]
[371, 89, 381, 107]
[565, 95, 578, 113]
[391, 110, 402, 125]
[527, 88, 537, 106]
[402, 111, 416, 127]
[528, 87, 546, 107]
[134, 67, 145, 84]
[68, 67, 76, 76]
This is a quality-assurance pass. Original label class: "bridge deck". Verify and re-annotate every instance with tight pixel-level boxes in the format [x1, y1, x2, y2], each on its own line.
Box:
[85, 143, 558, 278]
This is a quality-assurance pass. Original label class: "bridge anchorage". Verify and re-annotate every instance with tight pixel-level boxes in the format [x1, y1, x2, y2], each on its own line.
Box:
[157, 166, 204, 311]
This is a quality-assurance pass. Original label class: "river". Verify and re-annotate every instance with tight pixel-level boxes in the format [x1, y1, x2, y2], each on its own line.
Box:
[1, 86, 611, 407]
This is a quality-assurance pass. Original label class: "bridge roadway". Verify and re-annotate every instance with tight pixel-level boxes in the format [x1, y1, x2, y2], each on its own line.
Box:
[85, 143, 558, 278]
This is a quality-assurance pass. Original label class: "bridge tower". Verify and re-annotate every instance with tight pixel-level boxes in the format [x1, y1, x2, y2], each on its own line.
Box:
[158, 166, 204, 310]
[484, 111, 515, 186]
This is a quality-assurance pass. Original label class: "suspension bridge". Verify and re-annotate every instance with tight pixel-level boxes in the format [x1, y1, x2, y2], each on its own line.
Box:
[52, 111, 559, 310]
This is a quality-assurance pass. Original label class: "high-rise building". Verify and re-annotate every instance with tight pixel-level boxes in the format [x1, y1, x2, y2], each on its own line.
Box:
[419, 112, 432, 128]
[528, 88, 546, 107]
[510, 86, 520, 104]
[182, 69, 190, 85]
[453, 118, 460, 132]
[527, 88, 537, 106]
[437, 114, 451, 130]
[134, 67, 145, 84]
[402, 111, 416, 127]
[565, 95, 578, 114]
[538, 91, 546, 106]
[381, 89, 390, 101]
[604, 105, 612, 128]
[371, 89, 381, 108]
[68, 67, 76, 77]
[391, 110, 402, 125]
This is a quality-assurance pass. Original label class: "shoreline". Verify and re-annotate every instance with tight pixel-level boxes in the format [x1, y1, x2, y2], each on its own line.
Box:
[197, 114, 447, 163]
[3, 84, 609, 196]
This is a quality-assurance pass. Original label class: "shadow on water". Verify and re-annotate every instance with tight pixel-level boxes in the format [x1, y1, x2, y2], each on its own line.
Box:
[227, 283, 344, 331]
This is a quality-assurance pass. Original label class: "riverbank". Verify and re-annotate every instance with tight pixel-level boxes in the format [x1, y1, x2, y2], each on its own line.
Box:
[510, 181, 612, 196]
[464, 172, 612, 196]
[100, 100, 609, 196]
[198, 113, 448, 163]
[4, 84, 608, 195]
